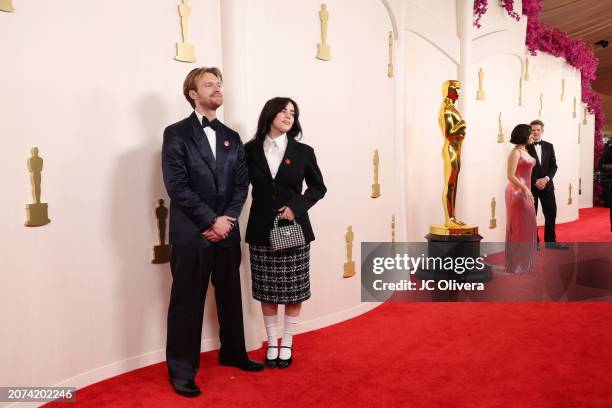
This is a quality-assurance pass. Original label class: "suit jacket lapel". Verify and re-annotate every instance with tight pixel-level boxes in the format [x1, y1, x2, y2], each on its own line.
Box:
[253, 139, 274, 180]
[215, 125, 229, 187]
[527, 144, 541, 168]
[189, 113, 216, 174]
[274, 137, 296, 181]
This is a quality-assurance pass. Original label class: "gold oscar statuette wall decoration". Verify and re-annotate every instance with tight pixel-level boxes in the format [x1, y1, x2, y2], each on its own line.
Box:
[583, 106, 588, 125]
[518, 77, 523, 106]
[387, 31, 394, 78]
[152, 199, 171, 264]
[316, 4, 331, 61]
[497, 112, 504, 143]
[343, 226, 355, 278]
[476, 68, 485, 100]
[538, 94, 543, 117]
[524, 56, 530, 81]
[371, 149, 381, 198]
[430, 80, 478, 236]
[561, 78, 566, 101]
[0, 0, 15, 12]
[573, 96, 577, 118]
[25, 147, 50, 227]
[175, 0, 196, 63]
[391, 214, 396, 242]
[579, 177, 582, 195]
[568, 183, 573, 205]
[578, 125, 581, 144]
[489, 197, 497, 229]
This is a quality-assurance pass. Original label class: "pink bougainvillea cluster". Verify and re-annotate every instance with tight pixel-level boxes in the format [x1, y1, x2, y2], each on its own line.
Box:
[473, 0, 606, 204]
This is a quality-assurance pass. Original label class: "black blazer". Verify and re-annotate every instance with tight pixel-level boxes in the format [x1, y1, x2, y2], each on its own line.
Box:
[527, 140, 558, 191]
[161, 112, 248, 248]
[244, 137, 326, 245]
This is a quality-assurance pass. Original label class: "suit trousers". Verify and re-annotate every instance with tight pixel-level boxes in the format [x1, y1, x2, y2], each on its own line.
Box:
[533, 188, 557, 242]
[166, 244, 247, 380]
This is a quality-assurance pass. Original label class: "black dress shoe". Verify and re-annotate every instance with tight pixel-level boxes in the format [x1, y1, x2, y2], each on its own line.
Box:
[277, 346, 292, 369]
[545, 242, 569, 250]
[265, 345, 279, 369]
[169, 378, 200, 398]
[219, 358, 265, 372]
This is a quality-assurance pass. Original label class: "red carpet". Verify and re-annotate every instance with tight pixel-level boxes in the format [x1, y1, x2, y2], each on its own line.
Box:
[540, 207, 612, 242]
[46, 208, 612, 408]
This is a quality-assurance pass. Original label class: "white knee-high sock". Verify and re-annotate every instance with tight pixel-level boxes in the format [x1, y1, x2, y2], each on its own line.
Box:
[280, 314, 298, 360]
[263, 314, 279, 359]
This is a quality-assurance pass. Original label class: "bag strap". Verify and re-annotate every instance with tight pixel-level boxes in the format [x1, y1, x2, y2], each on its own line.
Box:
[273, 213, 296, 228]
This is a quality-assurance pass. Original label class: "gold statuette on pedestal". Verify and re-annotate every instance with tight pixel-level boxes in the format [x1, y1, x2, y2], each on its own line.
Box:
[524, 56, 530, 81]
[316, 4, 331, 61]
[561, 78, 566, 101]
[568, 183, 573, 205]
[175, 0, 195, 63]
[152, 199, 171, 264]
[489, 197, 497, 229]
[0, 0, 15, 12]
[343, 226, 355, 278]
[371, 149, 381, 198]
[497, 112, 504, 143]
[387, 31, 394, 78]
[476, 68, 485, 100]
[579, 178, 582, 195]
[25, 147, 50, 227]
[430, 80, 478, 236]
[573, 96, 577, 118]
[538, 94, 544, 117]
[583, 107, 588, 125]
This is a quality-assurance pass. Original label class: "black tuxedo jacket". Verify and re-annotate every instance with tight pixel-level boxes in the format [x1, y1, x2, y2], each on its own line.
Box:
[162, 112, 248, 248]
[527, 140, 558, 191]
[244, 137, 326, 245]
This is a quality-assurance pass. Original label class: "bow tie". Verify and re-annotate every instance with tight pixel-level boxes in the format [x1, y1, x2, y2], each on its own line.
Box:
[202, 117, 220, 131]
[533, 141, 542, 146]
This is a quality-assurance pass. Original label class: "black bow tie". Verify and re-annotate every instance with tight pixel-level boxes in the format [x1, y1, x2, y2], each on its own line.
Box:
[202, 117, 220, 131]
[533, 141, 542, 146]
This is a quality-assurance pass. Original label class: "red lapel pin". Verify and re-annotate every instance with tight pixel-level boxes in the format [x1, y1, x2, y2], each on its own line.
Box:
[284, 158, 291, 165]
[224, 140, 230, 147]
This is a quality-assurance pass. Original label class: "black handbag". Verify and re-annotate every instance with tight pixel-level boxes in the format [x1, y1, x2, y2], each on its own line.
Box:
[269, 213, 306, 251]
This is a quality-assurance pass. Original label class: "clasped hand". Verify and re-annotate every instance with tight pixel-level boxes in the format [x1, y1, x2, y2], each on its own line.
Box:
[202, 215, 236, 243]
[534, 177, 548, 190]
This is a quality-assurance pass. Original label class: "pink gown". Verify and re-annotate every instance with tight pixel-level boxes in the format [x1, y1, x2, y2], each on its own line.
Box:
[504, 153, 537, 274]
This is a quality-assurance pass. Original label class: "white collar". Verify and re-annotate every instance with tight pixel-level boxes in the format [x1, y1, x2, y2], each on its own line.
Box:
[265, 133, 288, 149]
[194, 110, 217, 127]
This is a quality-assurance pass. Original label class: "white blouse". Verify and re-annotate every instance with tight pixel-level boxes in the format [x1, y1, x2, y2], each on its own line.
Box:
[263, 133, 287, 178]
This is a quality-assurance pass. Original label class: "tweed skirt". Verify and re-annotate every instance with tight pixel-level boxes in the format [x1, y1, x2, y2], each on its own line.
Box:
[249, 243, 311, 304]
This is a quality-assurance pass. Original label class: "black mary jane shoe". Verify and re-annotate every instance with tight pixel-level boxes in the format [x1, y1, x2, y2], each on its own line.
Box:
[265, 345, 279, 368]
[277, 346, 293, 369]
[169, 378, 201, 398]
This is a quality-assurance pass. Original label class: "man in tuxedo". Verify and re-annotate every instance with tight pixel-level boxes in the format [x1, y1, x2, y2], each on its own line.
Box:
[527, 120, 568, 250]
[162, 67, 263, 398]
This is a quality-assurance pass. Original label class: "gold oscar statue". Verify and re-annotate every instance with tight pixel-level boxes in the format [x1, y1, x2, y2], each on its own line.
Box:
[391, 214, 396, 242]
[371, 150, 381, 198]
[152, 199, 171, 264]
[387, 31, 394, 78]
[524, 56, 530, 81]
[568, 183, 573, 205]
[343, 226, 355, 278]
[579, 177, 582, 195]
[561, 78, 566, 101]
[538, 94, 544, 117]
[583, 107, 588, 125]
[497, 112, 504, 143]
[489, 197, 497, 229]
[578, 125, 581, 144]
[518, 77, 523, 106]
[430, 80, 478, 236]
[573, 96, 577, 118]
[25, 147, 50, 227]
[316, 4, 331, 61]
[476, 68, 485, 100]
[0, 0, 15, 12]
[175, 0, 195, 63]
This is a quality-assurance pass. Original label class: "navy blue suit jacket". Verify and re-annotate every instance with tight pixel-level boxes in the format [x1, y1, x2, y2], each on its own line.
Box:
[162, 112, 248, 248]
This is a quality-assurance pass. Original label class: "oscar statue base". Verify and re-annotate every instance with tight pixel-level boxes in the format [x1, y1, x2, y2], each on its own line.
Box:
[415, 233, 492, 283]
[489, 219, 497, 229]
[497, 133, 504, 143]
[429, 224, 478, 236]
[25, 203, 50, 227]
[316, 43, 331, 61]
[175, 43, 195, 63]
[371, 184, 381, 198]
[343, 261, 355, 278]
[476, 91, 485, 100]
[152, 245, 171, 264]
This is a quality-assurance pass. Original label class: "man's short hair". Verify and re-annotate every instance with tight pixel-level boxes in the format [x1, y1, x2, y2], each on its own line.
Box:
[530, 119, 544, 128]
[183, 67, 223, 108]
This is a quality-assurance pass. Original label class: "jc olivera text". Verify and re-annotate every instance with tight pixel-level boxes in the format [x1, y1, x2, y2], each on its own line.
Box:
[372, 279, 485, 291]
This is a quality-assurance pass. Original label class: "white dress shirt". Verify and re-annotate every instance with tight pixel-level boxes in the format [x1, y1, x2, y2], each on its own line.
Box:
[263, 133, 287, 179]
[195, 110, 216, 159]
